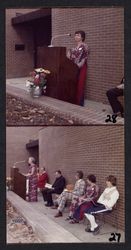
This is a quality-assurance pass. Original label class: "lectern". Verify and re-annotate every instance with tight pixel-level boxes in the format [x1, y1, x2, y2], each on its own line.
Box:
[11, 167, 26, 200]
[37, 47, 79, 104]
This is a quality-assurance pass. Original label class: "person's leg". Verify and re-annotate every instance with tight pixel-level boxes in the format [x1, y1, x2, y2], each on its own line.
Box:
[71, 205, 81, 222]
[84, 203, 106, 232]
[79, 201, 93, 220]
[85, 214, 98, 231]
[46, 189, 55, 206]
[77, 63, 87, 106]
[69, 195, 79, 217]
[106, 88, 124, 115]
[41, 187, 49, 202]
[55, 191, 72, 217]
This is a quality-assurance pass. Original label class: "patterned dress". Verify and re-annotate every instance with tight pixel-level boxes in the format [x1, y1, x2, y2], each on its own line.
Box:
[28, 164, 38, 202]
[69, 43, 89, 106]
[72, 184, 99, 221]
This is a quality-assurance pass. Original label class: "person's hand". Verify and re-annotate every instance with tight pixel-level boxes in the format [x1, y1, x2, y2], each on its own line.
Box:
[67, 50, 71, 59]
[25, 173, 30, 177]
[78, 197, 84, 204]
[117, 83, 124, 89]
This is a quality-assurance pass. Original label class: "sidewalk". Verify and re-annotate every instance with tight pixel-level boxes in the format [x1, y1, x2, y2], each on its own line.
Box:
[6, 78, 124, 125]
[7, 191, 125, 243]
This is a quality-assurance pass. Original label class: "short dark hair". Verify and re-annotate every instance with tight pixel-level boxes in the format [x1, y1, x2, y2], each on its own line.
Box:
[76, 170, 84, 179]
[56, 170, 61, 175]
[75, 30, 86, 41]
[87, 174, 96, 183]
[106, 175, 117, 186]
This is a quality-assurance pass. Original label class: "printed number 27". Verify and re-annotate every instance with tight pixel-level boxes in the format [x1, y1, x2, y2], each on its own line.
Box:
[109, 233, 121, 243]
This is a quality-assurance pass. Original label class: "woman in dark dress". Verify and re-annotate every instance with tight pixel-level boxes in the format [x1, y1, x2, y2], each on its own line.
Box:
[67, 30, 89, 106]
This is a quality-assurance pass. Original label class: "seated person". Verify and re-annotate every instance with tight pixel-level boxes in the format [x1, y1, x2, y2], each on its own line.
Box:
[53, 171, 86, 218]
[84, 175, 119, 234]
[106, 77, 124, 117]
[67, 174, 99, 223]
[41, 170, 66, 207]
[37, 167, 48, 191]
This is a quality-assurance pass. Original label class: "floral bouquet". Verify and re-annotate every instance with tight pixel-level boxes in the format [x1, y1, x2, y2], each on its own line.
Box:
[6, 177, 13, 191]
[26, 68, 50, 97]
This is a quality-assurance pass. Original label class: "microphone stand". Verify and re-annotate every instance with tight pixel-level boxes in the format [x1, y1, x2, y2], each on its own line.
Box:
[13, 160, 25, 168]
[48, 33, 71, 47]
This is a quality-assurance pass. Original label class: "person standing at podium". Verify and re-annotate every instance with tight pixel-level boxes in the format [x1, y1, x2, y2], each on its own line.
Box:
[67, 30, 89, 106]
[27, 157, 38, 202]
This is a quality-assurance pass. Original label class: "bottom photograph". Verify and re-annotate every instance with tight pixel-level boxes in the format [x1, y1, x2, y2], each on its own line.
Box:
[6, 126, 124, 243]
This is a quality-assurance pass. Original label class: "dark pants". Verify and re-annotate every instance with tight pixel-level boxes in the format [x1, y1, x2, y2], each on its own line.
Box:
[106, 88, 124, 115]
[85, 203, 107, 214]
[42, 187, 56, 205]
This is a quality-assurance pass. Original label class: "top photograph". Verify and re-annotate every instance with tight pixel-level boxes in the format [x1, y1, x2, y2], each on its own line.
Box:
[6, 7, 124, 126]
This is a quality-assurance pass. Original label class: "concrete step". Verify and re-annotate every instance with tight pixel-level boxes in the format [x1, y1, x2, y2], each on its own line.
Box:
[6, 81, 124, 125]
[7, 191, 125, 243]
[7, 191, 81, 243]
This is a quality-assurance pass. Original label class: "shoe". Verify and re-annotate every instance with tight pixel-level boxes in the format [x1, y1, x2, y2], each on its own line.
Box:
[85, 225, 100, 233]
[93, 225, 100, 235]
[69, 219, 79, 224]
[45, 203, 53, 207]
[65, 216, 73, 221]
[85, 227, 93, 233]
[51, 205, 57, 209]
[54, 211, 63, 217]
[114, 112, 124, 118]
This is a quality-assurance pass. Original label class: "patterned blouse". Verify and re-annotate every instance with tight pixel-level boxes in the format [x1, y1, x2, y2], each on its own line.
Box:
[83, 184, 99, 202]
[72, 179, 86, 196]
[69, 43, 89, 68]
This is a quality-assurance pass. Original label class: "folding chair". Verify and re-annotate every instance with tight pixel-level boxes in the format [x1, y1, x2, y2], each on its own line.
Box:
[91, 203, 118, 235]
[92, 204, 118, 235]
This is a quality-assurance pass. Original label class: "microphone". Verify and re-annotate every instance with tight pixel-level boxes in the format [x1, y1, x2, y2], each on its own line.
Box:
[13, 160, 25, 167]
[49, 33, 71, 47]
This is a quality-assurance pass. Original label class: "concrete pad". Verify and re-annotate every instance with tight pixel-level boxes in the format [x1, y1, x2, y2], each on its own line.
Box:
[6, 78, 124, 125]
[7, 191, 125, 243]
[7, 191, 80, 243]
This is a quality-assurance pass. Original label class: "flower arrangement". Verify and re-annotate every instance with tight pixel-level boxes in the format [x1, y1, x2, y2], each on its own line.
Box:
[6, 177, 13, 191]
[26, 68, 50, 97]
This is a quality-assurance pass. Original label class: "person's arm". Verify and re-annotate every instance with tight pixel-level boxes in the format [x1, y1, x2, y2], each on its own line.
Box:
[73, 180, 85, 196]
[53, 177, 65, 193]
[117, 77, 124, 89]
[117, 83, 124, 89]
[67, 49, 71, 59]
[101, 191, 119, 209]
[97, 189, 106, 204]
[77, 58, 86, 68]
[82, 185, 100, 202]
[27, 166, 35, 176]
[77, 44, 89, 68]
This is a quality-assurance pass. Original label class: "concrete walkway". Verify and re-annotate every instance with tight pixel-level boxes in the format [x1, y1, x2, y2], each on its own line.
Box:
[7, 191, 125, 243]
[6, 78, 124, 125]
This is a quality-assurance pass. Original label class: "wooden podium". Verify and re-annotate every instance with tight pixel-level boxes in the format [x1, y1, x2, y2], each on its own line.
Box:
[37, 46, 79, 104]
[11, 167, 26, 200]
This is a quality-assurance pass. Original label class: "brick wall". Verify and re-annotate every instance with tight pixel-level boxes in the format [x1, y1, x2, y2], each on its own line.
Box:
[39, 126, 124, 230]
[6, 7, 124, 104]
[6, 9, 36, 78]
[52, 7, 124, 103]
[6, 127, 41, 176]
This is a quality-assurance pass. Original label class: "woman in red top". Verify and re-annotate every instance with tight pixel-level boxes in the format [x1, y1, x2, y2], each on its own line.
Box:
[67, 30, 89, 106]
[38, 167, 48, 191]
